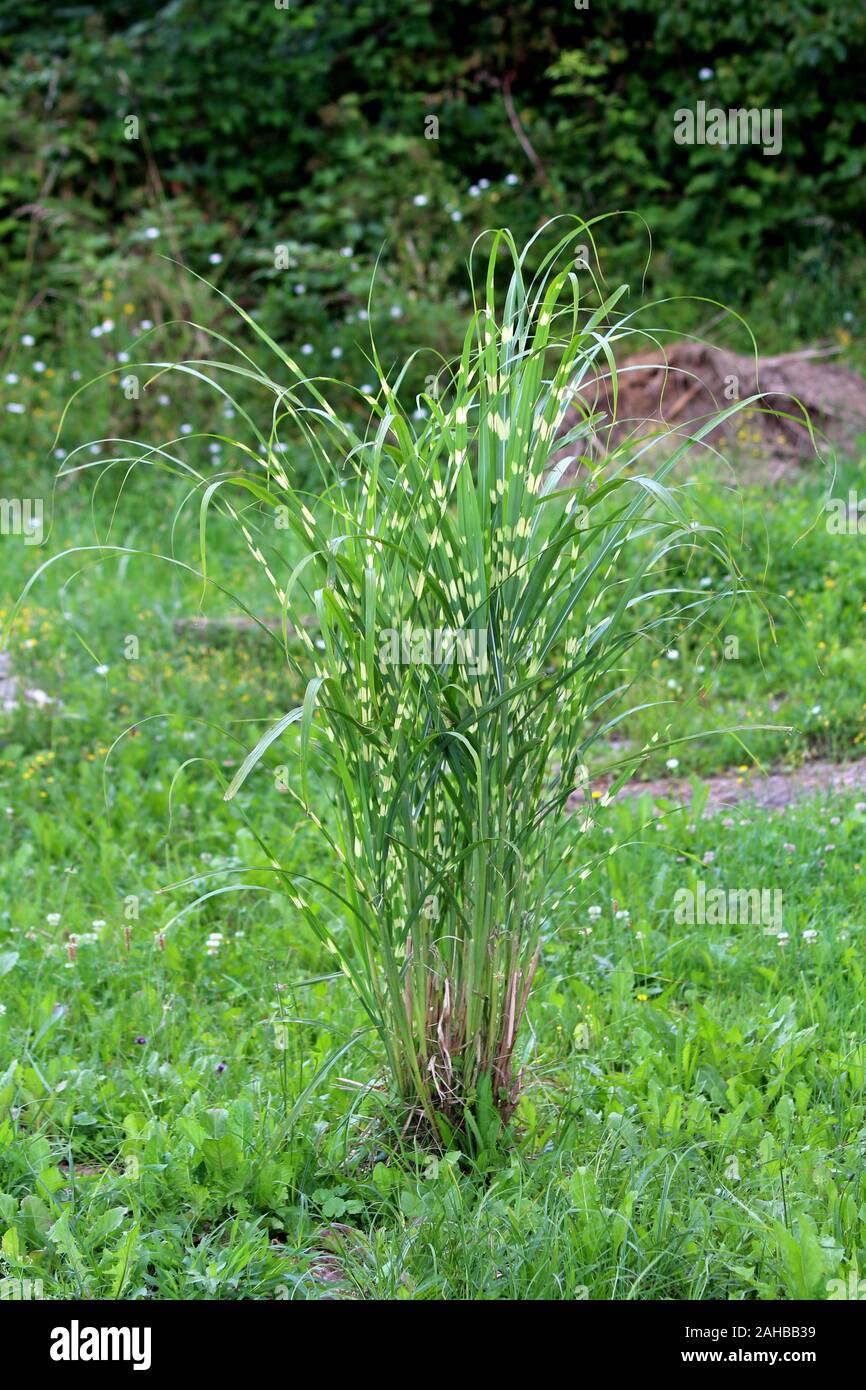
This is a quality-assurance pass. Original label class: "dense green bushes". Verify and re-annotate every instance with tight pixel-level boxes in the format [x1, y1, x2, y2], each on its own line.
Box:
[1, 0, 864, 396]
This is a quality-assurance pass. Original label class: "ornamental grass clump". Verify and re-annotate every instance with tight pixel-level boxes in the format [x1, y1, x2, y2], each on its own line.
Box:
[46, 221, 768, 1145]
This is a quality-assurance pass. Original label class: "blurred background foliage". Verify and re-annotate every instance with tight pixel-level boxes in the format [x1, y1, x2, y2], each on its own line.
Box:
[0, 0, 864, 423]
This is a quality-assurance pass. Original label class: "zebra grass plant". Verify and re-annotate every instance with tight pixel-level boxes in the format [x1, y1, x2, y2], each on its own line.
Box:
[45, 220, 770, 1147]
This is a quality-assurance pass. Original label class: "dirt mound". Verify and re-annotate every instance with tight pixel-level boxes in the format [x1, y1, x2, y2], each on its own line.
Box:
[564, 342, 866, 479]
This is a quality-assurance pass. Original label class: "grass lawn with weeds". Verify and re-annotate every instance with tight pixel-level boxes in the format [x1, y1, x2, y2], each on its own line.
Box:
[2, 422, 866, 1298]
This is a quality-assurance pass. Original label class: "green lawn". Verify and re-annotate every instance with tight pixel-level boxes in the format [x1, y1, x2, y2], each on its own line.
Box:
[2, 352, 866, 1299]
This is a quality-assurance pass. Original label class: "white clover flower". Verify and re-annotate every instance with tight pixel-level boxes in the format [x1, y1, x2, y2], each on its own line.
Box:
[802, 929, 819, 944]
[703, 850, 715, 864]
[144, 227, 160, 239]
[47, 913, 61, 925]
[300, 343, 313, 355]
[6, 403, 25, 414]
[588, 905, 602, 920]
[504, 173, 519, 185]
[413, 194, 428, 207]
[4, 373, 18, 383]
[208, 252, 223, 264]
[666, 758, 679, 770]
[95, 664, 109, 676]
[22, 333, 35, 346]
[34, 361, 46, 373]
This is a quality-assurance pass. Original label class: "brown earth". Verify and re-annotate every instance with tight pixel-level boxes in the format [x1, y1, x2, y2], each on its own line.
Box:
[582, 758, 866, 817]
[562, 341, 866, 481]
